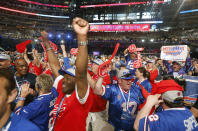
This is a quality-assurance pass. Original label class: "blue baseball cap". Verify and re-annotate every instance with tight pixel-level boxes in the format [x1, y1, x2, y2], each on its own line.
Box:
[58, 66, 75, 77]
[117, 69, 133, 80]
[0, 53, 10, 60]
[91, 58, 103, 65]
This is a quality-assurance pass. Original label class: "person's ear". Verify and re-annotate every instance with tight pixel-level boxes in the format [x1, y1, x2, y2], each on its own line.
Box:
[118, 79, 121, 84]
[7, 89, 17, 104]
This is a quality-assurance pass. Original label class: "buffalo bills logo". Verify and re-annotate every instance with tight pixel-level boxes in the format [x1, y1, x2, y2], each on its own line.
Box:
[117, 95, 121, 101]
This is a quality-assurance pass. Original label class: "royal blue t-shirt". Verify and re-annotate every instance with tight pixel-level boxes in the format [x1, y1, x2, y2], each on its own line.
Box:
[139, 108, 198, 131]
[3, 113, 40, 131]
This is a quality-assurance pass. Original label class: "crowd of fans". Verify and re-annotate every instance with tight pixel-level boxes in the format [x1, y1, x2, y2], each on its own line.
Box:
[0, 17, 198, 131]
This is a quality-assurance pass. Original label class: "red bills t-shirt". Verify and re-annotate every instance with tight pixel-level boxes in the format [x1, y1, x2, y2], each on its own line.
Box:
[52, 76, 94, 131]
[42, 68, 52, 76]
[89, 73, 108, 112]
[29, 62, 42, 76]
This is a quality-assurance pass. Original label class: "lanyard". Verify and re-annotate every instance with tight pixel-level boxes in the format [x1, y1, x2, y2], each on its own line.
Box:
[119, 86, 130, 111]
[14, 75, 20, 89]
[14, 75, 21, 98]
[50, 95, 66, 131]
[1, 113, 13, 131]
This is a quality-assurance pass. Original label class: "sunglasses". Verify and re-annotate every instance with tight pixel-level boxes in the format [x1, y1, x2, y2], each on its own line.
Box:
[122, 74, 132, 78]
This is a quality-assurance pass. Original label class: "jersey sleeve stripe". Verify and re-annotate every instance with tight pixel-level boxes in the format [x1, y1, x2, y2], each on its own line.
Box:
[101, 85, 106, 96]
[144, 116, 148, 131]
[53, 75, 64, 89]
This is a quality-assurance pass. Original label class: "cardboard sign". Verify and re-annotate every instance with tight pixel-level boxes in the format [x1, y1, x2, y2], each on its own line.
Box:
[160, 45, 187, 61]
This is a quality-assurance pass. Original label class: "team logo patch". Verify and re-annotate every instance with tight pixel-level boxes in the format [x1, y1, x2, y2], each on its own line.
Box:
[117, 95, 121, 101]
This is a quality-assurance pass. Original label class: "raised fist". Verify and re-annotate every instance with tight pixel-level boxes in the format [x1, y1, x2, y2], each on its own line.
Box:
[72, 17, 89, 36]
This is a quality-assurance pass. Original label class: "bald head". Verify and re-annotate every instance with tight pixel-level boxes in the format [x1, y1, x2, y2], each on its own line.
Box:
[15, 59, 28, 76]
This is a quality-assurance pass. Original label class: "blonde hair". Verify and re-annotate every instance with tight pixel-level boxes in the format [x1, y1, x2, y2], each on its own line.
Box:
[36, 74, 54, 93]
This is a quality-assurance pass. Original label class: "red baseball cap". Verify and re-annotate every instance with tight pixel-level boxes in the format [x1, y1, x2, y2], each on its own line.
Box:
[152, 80, 184, 103]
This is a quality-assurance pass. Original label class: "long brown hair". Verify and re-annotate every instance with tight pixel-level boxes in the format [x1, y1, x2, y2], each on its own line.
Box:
[137, 67, 150, 80]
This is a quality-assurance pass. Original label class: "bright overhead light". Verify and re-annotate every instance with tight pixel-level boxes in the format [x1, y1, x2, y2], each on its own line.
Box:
[133, 21, 163, 24]
[60, 40, 65, 44]
[48, 33, 53, 38]
[150, 39, 154, 42]
[57, 34, 61, 39]
[34, 39, 38, 42]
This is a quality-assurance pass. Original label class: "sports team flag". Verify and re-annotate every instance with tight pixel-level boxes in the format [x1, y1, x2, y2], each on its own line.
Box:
[134, 52, 143, 68]
[16, 40, 32, 53]
[40, 40, 58, 62]
[183, 75, 198, 103]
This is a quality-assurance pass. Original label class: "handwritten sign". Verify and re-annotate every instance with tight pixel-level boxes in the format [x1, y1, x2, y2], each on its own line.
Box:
[160, 45, 187, 61]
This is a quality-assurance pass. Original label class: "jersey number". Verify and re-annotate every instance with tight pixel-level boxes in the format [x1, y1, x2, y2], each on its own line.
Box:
[121, 101, 137, 116]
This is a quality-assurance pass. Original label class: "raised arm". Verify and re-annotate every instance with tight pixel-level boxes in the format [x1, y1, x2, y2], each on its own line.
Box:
[93, 77, 104, 95]
[23, 49, 31, 65]
[73, 17, 89, 99]
[32, 49, 40, 67]
[184, 46, 191, 72]
[124, 48, 129, 56]
[134, 94, 162, 131]
[60, 44, 67, 58]
[40, 31, 60, 78]
[191, 96, 198, 118]
[87, 73, 96, 89]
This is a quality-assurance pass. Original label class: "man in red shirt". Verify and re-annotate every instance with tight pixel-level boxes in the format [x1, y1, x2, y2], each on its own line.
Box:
[40, 17, 93, 131]
[86, 58, 114, 131]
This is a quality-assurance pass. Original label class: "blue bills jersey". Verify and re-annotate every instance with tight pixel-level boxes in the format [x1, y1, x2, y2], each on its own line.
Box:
[5, 113, 41, 131]
[139, 108, 198, 131]
[16, 89, 57, 131]
[125, 55, 137, 76]
[102, 84, 144, 130]
[133, 79, 152, 93]
[63, 57, 72, 69]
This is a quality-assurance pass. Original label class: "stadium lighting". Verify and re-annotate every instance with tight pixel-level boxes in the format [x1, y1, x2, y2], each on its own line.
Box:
[48, 33, 53, 38]
[81, 1, 164, 8]
[66, 34, 72, 39]
[150, 39, 154, 42]
[60, 40, 65, 44]
[34, 39, 38, 42]
[133, 21, 163, 24]
[0, 6, 69, 19]
[18, 0, 164, 8]
[180, 9, 198, 14]
[18, 0, 69, 8]
[57, 34, 61, 39]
